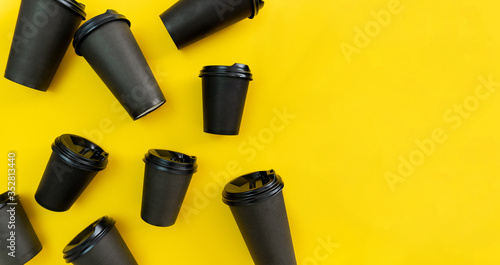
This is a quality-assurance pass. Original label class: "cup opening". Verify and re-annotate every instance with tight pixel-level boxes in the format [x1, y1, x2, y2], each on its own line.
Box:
[66, 135, 107, 161]
[233, 171, 271, 190]
[155, 150, 195, 164]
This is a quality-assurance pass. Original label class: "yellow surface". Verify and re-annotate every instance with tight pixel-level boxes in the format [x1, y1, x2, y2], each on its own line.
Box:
[2, 0, 500, 264]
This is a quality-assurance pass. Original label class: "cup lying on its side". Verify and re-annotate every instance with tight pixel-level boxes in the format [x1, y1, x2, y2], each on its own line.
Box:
[35, 134, 109, 212]
[141, 149, 198, 227]
[5, 0, 87, 91]
[73, 9, 166, 120]
[160, 0, 265, 49]
[223, 169, 297, 265]
[200, 63, 253, 135]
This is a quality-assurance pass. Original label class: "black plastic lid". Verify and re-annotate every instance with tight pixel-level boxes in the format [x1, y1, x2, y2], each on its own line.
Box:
[55, 0, 86, 19]
[223, 169, 284, 206]
[0, 191, 19, 209]
[199, 63, 253, 80]
[144, 149, 198, 174]
[52, 134, 108, 171]
[250, 0, 265, 19]
[73, 9, 131, 56]
[63, 216, 116, 263]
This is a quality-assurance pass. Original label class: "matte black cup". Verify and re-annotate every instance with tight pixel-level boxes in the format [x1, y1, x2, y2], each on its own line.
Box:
[5, 0, 86, 91]
[141, 149, 198, 227]
[223, 170, 297, 265]
[35, 134, 109, 212]
[200, 63, 252, 135]
[73, 9, 166, 120]
[0, 192, 43, 265]
[63, 216, 137, 265]
[160, 0, 265, 49]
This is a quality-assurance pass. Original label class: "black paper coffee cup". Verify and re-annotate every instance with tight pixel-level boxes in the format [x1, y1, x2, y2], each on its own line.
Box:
[160, 0, 265, 49]
[0, 192, 43, 264]
[35, 134, 108, 212]
[141, 149, 198, 227]
[63, 216, 137, 265]
[73, 9, 166, 120]
[200, 63, 252, 135]
[223, 170, 297, 265]
[5, 0, 86, 91]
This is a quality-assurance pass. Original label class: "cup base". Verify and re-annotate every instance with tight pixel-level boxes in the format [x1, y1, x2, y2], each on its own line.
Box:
[140, 214, 175, 227]
[204, 129, 239, 136]
[4, 73, 48, 92]
[159, 14, 183, 50]
[34, 193, 70, 212]
[16, 244, 43, 265]
[133, 100, 166, 120]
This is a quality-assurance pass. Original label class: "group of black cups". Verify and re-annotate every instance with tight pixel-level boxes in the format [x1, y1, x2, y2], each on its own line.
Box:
[1, 0, 297, 264]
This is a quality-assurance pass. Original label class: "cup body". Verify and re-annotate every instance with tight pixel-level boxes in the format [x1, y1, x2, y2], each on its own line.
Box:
[141, 149, 198, 227]
[160, 0, 264, 49]
[5, 0, 86, 91]
[73, 10, 166, 120]
[35, 134, 108, 212]
[0, 192, 43, 265]
[200, 63, 253, 135]
[223, 170, 296, 265]
[63, 216, 137, 265]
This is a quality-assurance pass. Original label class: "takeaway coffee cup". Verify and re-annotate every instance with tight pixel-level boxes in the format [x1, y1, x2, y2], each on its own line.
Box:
[223, 170, 297, 265]
[160, 0, 265, 49]
[0, 192, 43, 264]
[5, 0, 86, 91]
[63, 216, 137, 265]
[73, 9, 166, 120]
[200, 63, 252, 135]
[35, 134, 108, 212]
[141, 149, 198, 227]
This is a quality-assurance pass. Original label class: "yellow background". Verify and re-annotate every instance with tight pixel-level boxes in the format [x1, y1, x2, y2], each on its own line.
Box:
[2, 0, 500, 264]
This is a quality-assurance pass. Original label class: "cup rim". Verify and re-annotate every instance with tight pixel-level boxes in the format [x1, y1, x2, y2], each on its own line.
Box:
[52, 134, 109, 171]
[73, 9, 131, 56]
[63, 216, 116, 262]
[199, 63, 253, 80]
[55, 0, 87, 19]
[223, 169, 284, 206]
[143, 149, 198, 174]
